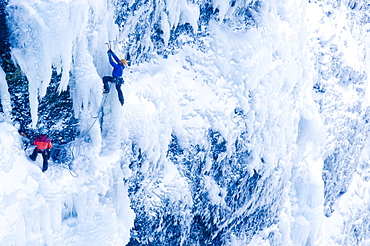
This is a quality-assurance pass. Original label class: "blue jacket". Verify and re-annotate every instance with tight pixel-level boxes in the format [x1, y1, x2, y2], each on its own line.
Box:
[108, 51, 125, 77]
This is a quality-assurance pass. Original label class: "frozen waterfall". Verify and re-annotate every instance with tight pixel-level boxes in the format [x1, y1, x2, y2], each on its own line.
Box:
[1, 0, 370, 245]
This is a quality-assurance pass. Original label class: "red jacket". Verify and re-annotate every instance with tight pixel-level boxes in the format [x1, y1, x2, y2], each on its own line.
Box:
[34, 134, 52, 150]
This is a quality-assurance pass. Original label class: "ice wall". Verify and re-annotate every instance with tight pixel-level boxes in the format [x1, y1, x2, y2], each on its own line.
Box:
[0, 67, 11, 121]
[116, 0, 327, 244]
[2, 0, 136, 245]
[4, 0, 327, 244]
[7, 0, 118, 128]
[0, 121, 135, 245]
[2, 0, 370, 245]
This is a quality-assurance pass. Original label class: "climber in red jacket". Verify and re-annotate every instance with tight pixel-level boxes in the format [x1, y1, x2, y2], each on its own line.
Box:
[29, 134, 53, 172]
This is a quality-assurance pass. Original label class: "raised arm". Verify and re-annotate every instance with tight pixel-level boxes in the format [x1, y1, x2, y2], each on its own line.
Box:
[110, 51, 121, 63]
[108, 55, 118, 67]
[107, 49, 122, 67]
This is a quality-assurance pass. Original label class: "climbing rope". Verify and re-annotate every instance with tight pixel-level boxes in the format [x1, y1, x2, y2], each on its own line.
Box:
[47, 90, 109, 178]
[50, 143, 79, 178]
[52, 93, 109, 178]
[79, 93, 109, 140]
[59, 163, 79, 178]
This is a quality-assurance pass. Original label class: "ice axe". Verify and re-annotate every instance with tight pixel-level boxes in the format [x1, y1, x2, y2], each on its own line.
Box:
[105, 41, 112, 50]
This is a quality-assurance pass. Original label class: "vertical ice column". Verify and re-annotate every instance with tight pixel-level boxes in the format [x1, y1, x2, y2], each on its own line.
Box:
[0, 66, 11, 121]
[7, 0, 118, 128]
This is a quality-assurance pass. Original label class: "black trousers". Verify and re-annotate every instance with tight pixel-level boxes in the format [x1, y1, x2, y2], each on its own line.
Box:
[30, 148, 49, 172]
[103, 76, 124, 103]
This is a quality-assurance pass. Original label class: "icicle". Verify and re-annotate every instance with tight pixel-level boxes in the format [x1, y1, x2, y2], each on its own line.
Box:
[0, 67, 11, 121]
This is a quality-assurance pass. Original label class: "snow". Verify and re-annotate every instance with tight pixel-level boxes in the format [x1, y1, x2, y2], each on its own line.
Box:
[0, 67, 11, 121]
[0, 121, 135, 245]
[7, 0, 117, 127]
[1, 0, 370, 245]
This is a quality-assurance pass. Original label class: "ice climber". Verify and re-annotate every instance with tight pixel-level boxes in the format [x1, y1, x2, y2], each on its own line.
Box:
[29, 133, 53, 172]
[103, 46, 127, 106]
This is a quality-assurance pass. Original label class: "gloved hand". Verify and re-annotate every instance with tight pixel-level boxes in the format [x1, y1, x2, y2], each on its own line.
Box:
[107, 49, 113, 55]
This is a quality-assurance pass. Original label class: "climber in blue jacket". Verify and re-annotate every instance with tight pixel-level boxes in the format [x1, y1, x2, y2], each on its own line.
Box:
[103, 47, 127, 106]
